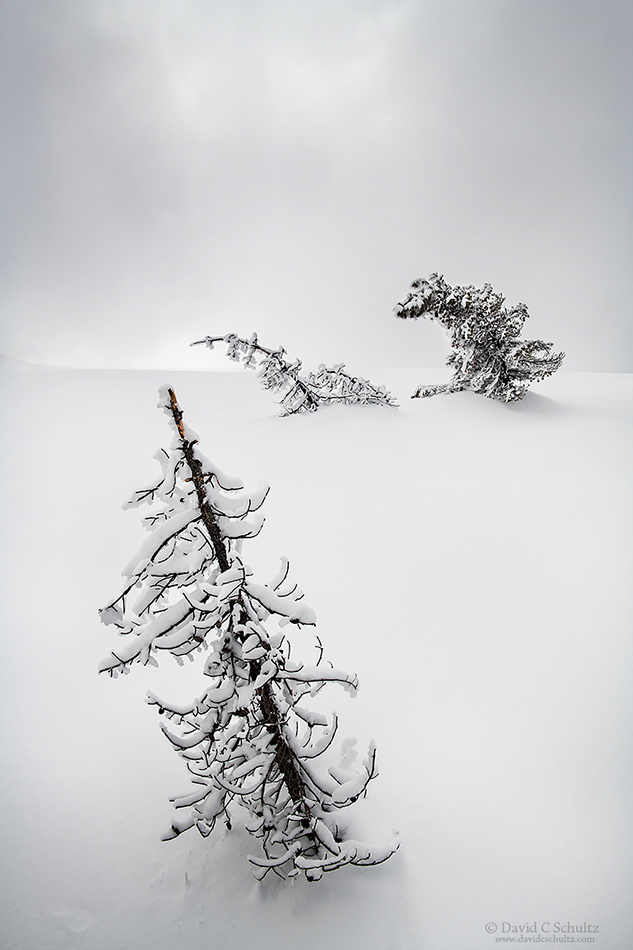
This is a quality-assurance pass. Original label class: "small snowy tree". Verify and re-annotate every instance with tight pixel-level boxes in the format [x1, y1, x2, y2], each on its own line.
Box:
[191, 333, 398, 415]
[394, 273, 565, 402]
[99, 387, 398, 881]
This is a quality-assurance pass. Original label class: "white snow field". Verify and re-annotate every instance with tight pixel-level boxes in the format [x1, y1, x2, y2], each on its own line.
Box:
[0, 357, 631, 950]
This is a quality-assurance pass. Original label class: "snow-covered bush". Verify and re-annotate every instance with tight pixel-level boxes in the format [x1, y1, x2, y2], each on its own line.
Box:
[191, 333, 398, 415]
[395, 273, 565, 402]
[99, 386, 398, 881]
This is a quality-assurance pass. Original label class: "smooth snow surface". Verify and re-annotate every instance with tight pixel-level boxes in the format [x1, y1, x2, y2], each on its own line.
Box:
[0, 358, 631, 950]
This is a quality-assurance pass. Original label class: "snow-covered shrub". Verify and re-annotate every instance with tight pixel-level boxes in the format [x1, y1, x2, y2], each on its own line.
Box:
[191, 333, 398, 415]
[99, 386, 398, 881]
[395, 273, 565, 402]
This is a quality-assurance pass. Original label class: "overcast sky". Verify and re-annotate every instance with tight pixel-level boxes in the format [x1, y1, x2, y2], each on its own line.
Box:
[1, 0, 631, 371]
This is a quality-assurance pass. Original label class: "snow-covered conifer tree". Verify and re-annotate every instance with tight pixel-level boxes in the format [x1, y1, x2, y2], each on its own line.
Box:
[394, 273, 565, 402]
[99, 387, 398, 881]
[191, 333, 397, 414]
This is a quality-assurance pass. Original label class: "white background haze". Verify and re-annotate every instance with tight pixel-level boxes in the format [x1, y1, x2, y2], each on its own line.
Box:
[1, 0, 632, 372]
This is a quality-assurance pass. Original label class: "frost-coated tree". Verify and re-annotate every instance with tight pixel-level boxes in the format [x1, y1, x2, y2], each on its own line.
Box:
[99, 386, 398, 881]
[191, 333, 398, 415]
[394, 273, 565, 402]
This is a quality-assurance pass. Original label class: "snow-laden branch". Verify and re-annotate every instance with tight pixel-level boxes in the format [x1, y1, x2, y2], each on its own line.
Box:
[99, 386, 398, 881]
[191, 333, 398, 415]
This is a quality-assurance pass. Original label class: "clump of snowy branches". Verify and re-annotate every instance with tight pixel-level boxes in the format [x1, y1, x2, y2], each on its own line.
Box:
[191, 333, 398, 415]
[395, 273, 565, 402]
[99, 386, 398, 881]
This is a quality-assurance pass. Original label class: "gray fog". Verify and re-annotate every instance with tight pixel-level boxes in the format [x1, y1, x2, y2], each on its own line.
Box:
[1, 0, 631, 371]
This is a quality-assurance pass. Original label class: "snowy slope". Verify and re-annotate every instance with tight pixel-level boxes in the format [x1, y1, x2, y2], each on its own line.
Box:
[0, 358, 631, 950]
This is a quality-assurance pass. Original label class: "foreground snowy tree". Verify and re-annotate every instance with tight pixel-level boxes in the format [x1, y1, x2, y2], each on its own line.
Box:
[395, 273, 565, 402]
[191, 333, 398, 415]
[99, 386, 398, 881]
